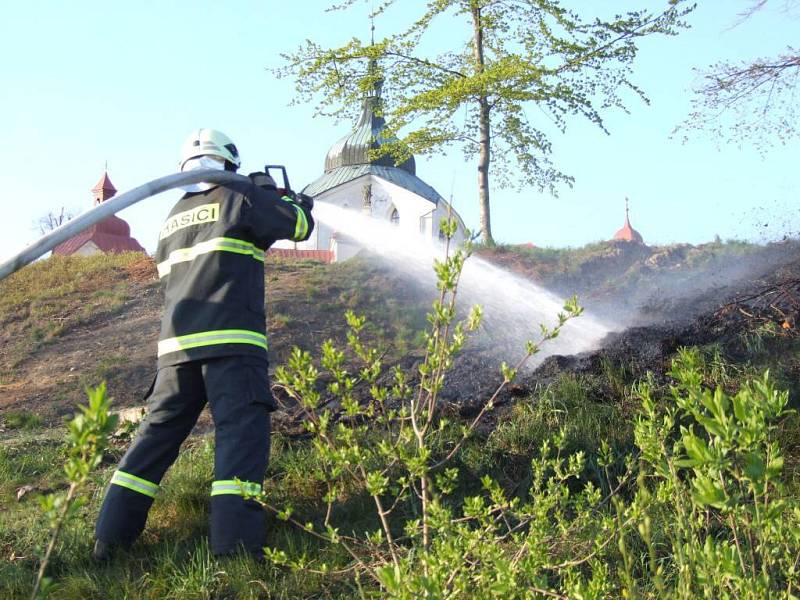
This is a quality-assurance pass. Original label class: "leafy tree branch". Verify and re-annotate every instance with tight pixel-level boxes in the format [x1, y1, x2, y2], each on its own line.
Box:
[277, 1, 694, 244]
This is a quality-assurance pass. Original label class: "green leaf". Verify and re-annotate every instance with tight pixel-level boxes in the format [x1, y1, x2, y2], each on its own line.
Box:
[691, 473, 726, 509]
[731, 392, 747, 423]
[682, 432, 711, 465]
[766, 454, 784, 479]
[743, 452, 766, 481]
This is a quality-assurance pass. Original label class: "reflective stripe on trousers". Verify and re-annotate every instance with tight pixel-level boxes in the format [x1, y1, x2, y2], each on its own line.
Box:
[157, 329, 267, 358]
[211, 479, 262, 497]
[157, 236, 265, 278]
[110, 470, 160, 499]
[94, 359, 271, 553]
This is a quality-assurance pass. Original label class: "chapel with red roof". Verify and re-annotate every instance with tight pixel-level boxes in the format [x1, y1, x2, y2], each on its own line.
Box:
[611, 198, 644, 244]
[52, 171, 145, 256]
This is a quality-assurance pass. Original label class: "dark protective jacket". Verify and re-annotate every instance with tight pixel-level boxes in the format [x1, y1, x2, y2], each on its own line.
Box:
[154, 180, 313, 369]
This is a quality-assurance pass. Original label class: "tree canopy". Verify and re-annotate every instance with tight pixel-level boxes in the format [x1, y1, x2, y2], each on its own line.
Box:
[279, 0, 694, 244]
[677, 0, 799, 152]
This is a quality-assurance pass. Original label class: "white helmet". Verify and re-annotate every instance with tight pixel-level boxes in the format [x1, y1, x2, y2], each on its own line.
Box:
[179, 128, 241, 170]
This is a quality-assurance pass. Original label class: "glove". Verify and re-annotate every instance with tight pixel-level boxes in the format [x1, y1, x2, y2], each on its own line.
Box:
[295, 192, 314, 212]
[280, 189, 314, 212]
[248, 171, 277, 190]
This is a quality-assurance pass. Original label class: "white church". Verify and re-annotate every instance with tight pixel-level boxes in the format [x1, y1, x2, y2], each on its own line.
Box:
[273, 82, 468, 261]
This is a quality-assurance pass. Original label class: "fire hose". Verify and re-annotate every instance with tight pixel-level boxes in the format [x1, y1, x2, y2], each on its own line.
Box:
[0, 169, 251, 282]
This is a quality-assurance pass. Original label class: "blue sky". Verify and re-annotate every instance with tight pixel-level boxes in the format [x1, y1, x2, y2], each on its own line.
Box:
[0, 0, 797, 258]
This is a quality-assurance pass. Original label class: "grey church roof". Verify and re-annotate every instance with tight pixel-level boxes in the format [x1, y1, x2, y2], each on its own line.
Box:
[303, 77, 441, 205]
[303, 164, 443, 205]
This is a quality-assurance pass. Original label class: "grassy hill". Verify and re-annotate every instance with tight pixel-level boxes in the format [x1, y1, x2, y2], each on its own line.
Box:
[0, 253, 433, 426]
[3, 238, 793, 424]
[1, 241, 799, 598]
[481, 239, 796, 323]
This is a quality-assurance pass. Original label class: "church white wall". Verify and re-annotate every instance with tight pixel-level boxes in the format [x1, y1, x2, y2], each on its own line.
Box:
[330, 236, 361, 261]
[438, 200, 468, 247]
[273, 173, 468, 256]
[272, 176, 369, 252]
[75, 241, 101, 256]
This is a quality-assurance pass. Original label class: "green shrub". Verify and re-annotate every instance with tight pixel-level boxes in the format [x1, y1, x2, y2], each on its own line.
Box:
[250, 222, 800, 598]
[631, 347, 800, 597]
[31, 383, 117, 598]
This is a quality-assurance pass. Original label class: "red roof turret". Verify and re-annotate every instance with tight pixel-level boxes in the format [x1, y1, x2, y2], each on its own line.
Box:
[91, 171, 117, 204]
[612, 198, 644, 244]
[53, 169, 145, 256]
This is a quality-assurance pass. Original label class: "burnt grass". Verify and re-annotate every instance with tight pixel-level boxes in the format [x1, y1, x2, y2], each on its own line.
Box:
[272, 240, 800, 447]
[442, 240, 800, 427]
[2, 241, 800, 438]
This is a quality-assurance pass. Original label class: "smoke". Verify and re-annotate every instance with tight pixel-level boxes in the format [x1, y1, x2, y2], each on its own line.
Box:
[313, 201, 798, 370]
[313, 202, 617, 365]
[546, 239, 800, 331]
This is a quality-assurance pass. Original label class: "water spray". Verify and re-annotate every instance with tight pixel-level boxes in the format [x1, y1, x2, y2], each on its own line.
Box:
[312, 201, 617, 364]
[0, 171, 617, 364]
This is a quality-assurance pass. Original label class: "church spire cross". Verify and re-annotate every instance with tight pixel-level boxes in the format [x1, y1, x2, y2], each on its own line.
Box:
[366, 2, 382, 98]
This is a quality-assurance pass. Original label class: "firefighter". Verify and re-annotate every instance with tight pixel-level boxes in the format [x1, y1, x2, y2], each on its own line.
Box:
[93, 128, 314, 560]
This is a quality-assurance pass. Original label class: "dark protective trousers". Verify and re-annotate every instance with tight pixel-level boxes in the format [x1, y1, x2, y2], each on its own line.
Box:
[95, 356, 274, 555]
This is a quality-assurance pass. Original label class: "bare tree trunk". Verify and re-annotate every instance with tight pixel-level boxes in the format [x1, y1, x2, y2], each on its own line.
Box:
[471, 3, 494, 246]
[477, 97, 493, 245]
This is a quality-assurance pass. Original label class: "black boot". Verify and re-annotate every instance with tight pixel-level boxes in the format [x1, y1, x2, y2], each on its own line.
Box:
[92, 539, 123, 562]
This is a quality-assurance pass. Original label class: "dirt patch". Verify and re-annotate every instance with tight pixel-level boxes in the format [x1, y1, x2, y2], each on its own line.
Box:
[0, 281, 161, 423]
[0, 255, 433, 426]
[122, 255, 159, 284]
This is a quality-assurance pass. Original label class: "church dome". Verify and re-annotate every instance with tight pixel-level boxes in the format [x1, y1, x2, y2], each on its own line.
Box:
[95, 214, 131, 237]
[92, 171, 117, 200]
[89, 171, 131, 236]
[303, 65, 444, 206]
[612, 199, 644, 243]
[324, 91, 415, 175]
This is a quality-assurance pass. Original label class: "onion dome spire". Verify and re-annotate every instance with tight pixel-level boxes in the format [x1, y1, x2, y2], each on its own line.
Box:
[323, 58, 415, 175]
[612, 197, 644, 243]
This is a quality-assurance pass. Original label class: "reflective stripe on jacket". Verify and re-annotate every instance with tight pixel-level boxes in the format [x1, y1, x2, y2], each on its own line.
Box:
[155, 180, 314, 368]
